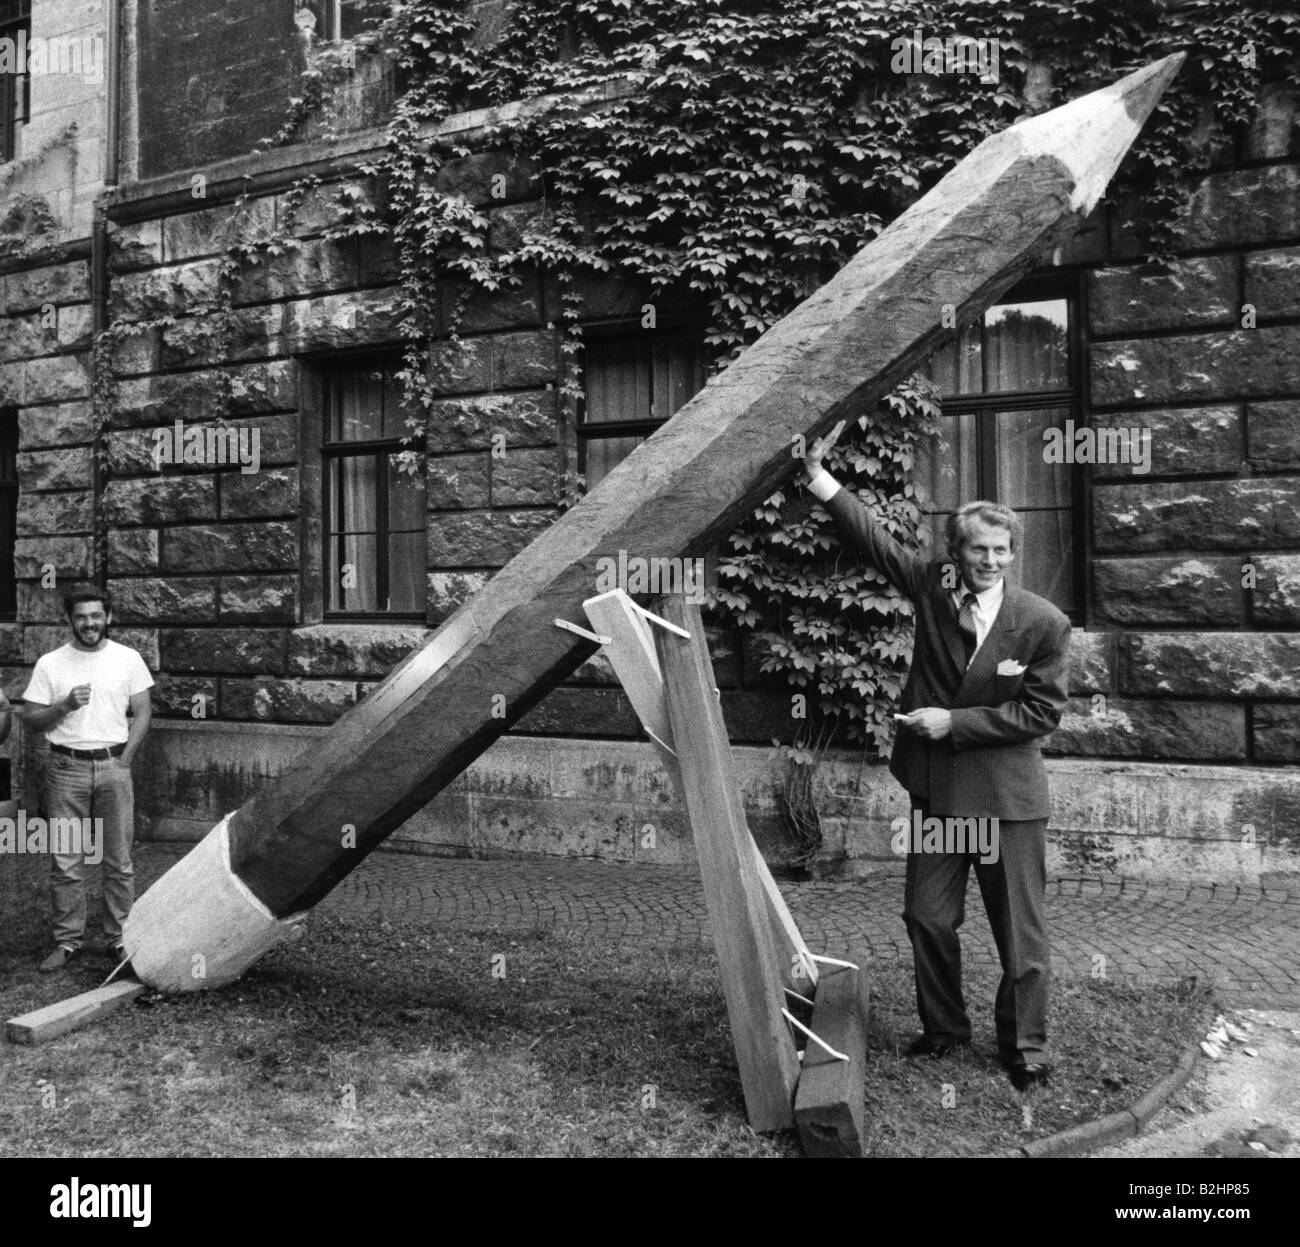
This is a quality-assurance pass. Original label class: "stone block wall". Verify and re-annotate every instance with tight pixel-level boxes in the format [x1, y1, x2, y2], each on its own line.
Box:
[1, 19, 1296, 884]
[4, 0, 109, 242]
[1075, 85, 1300, 773]
[98, 722, 1300, 889]
[99, 173, 428, 730]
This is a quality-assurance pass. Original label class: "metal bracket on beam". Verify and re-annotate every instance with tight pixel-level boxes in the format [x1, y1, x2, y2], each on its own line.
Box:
[628, 601, 691, 639]
[810, 954, 860, 972]
[554, 618, 611, 646]
[782, 1008, 850, 1063]
[644, 727, 677, 758]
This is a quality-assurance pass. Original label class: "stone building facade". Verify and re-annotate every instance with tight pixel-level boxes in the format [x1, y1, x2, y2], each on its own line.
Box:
[1, 1, 1297, 886]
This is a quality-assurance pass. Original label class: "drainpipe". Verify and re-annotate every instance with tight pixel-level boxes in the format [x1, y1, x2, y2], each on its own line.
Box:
[91, 0, 122, 587]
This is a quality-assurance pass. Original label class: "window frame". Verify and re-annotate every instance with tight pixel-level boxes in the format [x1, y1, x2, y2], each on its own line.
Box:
[919, 272, 1086, 623]
[575, 320, 708, 489]
[0, 405, 17, 621]
[297, 0, 366, 43]
[0, 0, 31, 164]
[318, 360, 427, 623]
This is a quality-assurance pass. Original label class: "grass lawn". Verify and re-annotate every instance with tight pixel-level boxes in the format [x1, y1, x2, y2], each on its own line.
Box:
[0, 850, 1211, 1157]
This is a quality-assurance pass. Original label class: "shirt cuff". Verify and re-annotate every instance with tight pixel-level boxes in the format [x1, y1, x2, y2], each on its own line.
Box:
[805, 469, 841, 502]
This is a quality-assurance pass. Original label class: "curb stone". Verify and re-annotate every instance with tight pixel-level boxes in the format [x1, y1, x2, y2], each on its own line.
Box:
[995, 1044, 1202, 1158]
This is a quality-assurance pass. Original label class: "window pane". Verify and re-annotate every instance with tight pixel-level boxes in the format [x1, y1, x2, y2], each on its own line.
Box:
[301, 0, 370, 41]
[1012, 509, 1074, 613]
[585, 339, 650, 423]
[994, 407, 1073, 509]
[340, 0, 368, 38]
[381, 374, 415, 440]
[581, 333, 706, 485]
[918, 512, 950, 560]
[329, 533, 378, 612]
[334, 455, 377, 531]
[585, 434, 647, 488]
[913, 412, 978, 514]
[925, 322, 982, 396]
[387, 457, 426, 530]
[0, 412, 15, 480]
[0, 409, 15, 616]
[984, 299, 1068, 392]
[652, 337, 704, 419]
[330, 371, 385, 442]
[387, 531, 425, 613]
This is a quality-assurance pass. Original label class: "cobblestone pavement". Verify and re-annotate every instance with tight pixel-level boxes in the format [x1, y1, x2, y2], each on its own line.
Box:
[136, 845, 1300, 1006]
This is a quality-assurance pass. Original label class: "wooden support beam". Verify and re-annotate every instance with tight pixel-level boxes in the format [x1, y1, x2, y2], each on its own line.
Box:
[584, 590, 817, 988]
[6, 981, 145, 1045]
[793, 965, 872, 1158]
[656, 597, 800, 1131]
[582, 592, 673, 752]
[125, 58, 1183, 991]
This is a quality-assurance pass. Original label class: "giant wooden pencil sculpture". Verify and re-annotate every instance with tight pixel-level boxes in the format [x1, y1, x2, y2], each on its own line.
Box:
[125, 56, 1183, 991]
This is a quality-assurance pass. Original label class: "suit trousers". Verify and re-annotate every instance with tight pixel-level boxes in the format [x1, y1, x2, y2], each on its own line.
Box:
[902, 802, 1051, 1066]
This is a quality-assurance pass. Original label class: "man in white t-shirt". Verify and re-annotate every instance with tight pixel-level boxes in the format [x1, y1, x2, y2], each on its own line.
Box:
[21, 592, 154, 972]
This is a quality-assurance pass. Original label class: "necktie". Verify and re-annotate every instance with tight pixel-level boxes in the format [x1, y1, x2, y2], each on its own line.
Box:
[957, 591, 977, 665]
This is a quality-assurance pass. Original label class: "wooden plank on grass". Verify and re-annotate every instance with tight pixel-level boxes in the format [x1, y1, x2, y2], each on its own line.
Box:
[793, 965, 872, 1157]
[656, 597, 800, 1131]
[6, 980, 144, 1045]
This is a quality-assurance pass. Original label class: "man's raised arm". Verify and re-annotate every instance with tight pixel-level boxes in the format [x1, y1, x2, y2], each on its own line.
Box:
[802, 420, 930, 601]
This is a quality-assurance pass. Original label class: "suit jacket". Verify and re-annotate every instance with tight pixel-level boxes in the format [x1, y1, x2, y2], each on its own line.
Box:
[825, 489, 1071, 820]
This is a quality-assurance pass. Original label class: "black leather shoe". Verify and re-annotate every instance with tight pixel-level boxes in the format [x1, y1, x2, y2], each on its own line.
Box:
[905, 1035, 970, 1059]
[39, 945, 82, 973]
[1007, 1062, 1052, 1091]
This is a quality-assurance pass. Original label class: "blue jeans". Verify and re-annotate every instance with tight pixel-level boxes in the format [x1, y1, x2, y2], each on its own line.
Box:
[45, 753, 135, 948]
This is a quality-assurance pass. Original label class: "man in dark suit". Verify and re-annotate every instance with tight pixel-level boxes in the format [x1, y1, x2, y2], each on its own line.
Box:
[803, 420, 1071, 1090]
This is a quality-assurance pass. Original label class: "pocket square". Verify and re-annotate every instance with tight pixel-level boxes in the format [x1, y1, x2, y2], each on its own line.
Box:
[997, 658, 1027, 676]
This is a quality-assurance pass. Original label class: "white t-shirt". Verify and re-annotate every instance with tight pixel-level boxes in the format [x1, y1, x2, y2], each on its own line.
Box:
[22, 640, 155, 749]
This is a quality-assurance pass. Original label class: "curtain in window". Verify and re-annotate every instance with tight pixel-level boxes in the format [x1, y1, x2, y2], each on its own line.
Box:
[984, 301, 1069, 392]
[581, 334, 706, 487]
[387, 458, 426, 614]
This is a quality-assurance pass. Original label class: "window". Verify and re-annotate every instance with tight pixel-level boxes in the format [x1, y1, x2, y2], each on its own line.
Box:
[321, 366, 426, 618]
[0, 1, 31, 163]
[0, 407, 15, 619]
[295, 0, 367, 43]
[578, 329, 707, 489]
[914, 281, 1081, 615]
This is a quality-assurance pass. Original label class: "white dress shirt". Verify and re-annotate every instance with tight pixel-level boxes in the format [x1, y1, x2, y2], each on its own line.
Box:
[953, 578, 1004, 655]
